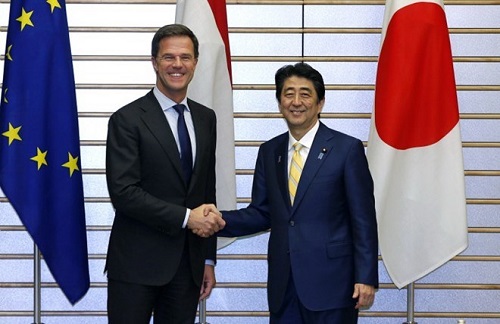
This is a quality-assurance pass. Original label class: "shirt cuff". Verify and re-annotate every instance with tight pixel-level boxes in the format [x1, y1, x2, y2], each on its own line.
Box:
[205, 259, 215, 266]
[182, 208, 190, 228]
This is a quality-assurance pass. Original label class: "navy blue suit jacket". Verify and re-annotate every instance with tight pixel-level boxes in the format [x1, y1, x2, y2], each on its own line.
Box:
[220, 122, 378, 312]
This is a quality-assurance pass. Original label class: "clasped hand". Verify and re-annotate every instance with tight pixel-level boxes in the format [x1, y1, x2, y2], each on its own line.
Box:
[187, 204, 225, 238]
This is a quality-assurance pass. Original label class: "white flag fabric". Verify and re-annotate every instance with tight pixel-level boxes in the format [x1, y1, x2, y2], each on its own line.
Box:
[176, 0, 236, 249]
[367, 0, 468, 288]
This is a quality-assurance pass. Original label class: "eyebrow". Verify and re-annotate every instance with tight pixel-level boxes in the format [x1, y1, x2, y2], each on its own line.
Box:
[283, 86, 313, 93]
[160, 53, 193, 57]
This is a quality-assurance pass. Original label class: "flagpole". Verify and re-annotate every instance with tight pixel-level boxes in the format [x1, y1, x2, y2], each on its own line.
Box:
[33, 244, 44, 324]
[403, 282, 417, 324]
[196, 299, 209, 324]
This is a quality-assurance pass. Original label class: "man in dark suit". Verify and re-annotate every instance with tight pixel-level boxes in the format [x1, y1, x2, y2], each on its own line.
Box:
[216, 63, 378, 323]
[105, 24, 225, 324]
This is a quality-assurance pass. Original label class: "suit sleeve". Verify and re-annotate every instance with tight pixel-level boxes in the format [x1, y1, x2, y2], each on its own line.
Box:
[219, 144, 272, 237]
[205, 110, 218, 261]
[345, 140, 379, 287]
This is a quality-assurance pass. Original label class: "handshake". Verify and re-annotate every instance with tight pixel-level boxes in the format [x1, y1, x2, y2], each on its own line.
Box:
[187, 204, 225, 238]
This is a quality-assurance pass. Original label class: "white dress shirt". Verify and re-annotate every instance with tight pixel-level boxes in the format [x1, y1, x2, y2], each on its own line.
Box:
[287, 120, 320, 174]
[153, 87, 195, 229]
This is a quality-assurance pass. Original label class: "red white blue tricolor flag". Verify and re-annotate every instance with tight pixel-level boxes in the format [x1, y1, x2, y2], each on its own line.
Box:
[176, 0, 236, 248]
[367, 0, 468, 288]
[175, 0, 236, 209]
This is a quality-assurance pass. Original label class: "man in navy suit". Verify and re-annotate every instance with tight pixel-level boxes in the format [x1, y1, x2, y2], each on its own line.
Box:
[216, 63, 378, 323]
[105, 24, 225, 324]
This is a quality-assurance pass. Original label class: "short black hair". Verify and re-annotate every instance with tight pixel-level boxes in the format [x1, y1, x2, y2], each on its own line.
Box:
[275, 63, 325, 104]
[151, 24, 199, 59]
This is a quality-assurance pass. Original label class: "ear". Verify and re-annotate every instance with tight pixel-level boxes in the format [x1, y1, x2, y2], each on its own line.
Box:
[318, 98, 325, 112]
[151, 56, 158, 72]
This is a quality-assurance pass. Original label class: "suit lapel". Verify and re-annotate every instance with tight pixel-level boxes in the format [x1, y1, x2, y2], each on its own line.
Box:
[274, 135, 291, 210]
[188, 99, 208, 192]
[140, 91, 185, 184]
[292, 123, 335, 211]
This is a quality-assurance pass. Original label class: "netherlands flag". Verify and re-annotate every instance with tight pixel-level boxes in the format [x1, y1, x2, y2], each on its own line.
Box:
[176, 0, 237, 249]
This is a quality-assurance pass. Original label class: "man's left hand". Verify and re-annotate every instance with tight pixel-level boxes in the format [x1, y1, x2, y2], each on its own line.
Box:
[200, 264, 216, 300]
[352, 283, 375, 309]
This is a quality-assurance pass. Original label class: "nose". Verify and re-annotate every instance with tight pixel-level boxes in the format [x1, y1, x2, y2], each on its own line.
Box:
[173, 56, 182, 67]
[292, 94, 302, 106]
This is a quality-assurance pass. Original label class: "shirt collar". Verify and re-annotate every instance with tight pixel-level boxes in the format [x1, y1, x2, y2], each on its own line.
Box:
[288, 120, 320, 151]
[153, 86, 189, 112]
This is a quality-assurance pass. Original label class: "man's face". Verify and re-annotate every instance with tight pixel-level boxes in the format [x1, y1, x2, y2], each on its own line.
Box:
[151, 35, 198, 102]
[279, 76, 324, 139]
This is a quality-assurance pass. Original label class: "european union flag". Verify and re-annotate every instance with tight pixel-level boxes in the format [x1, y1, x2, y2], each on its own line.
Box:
[0, 0, 89, 304]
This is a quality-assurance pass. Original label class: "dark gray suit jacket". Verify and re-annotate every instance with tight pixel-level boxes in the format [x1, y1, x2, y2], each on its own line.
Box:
[105, 90, 217, 287]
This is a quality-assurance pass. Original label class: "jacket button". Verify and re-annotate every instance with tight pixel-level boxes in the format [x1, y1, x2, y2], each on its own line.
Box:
[289, 220, 295, 226]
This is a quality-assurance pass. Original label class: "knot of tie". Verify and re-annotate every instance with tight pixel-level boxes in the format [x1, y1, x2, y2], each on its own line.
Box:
[173, 104, 186, 116]
[293, 142, 303, 152]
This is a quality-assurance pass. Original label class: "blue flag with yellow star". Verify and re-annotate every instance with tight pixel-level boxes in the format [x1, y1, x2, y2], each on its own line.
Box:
[0, 0, 89, 304]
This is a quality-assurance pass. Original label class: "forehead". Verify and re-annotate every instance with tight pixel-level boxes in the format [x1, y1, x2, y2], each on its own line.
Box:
[281, 76, 316, 93]
[158, 36, 194, 54]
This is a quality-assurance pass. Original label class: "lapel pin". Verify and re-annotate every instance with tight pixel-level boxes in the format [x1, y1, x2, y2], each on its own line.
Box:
[318, 148, 327, 160]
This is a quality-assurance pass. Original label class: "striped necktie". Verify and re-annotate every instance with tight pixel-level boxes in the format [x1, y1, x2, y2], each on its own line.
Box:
[289, 142, 303, 205]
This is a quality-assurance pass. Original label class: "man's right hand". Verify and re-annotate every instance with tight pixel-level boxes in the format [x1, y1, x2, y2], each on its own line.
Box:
[187, 204, 225, 238]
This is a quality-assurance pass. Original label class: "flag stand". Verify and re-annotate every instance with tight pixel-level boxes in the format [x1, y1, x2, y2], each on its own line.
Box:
[403, 282, 417, 324]
[32, 244, 44, 324]
[196, 299, 209, 324]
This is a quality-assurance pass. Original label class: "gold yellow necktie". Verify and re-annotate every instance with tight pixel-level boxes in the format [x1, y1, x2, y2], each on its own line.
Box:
[289, 143, 303, 205]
